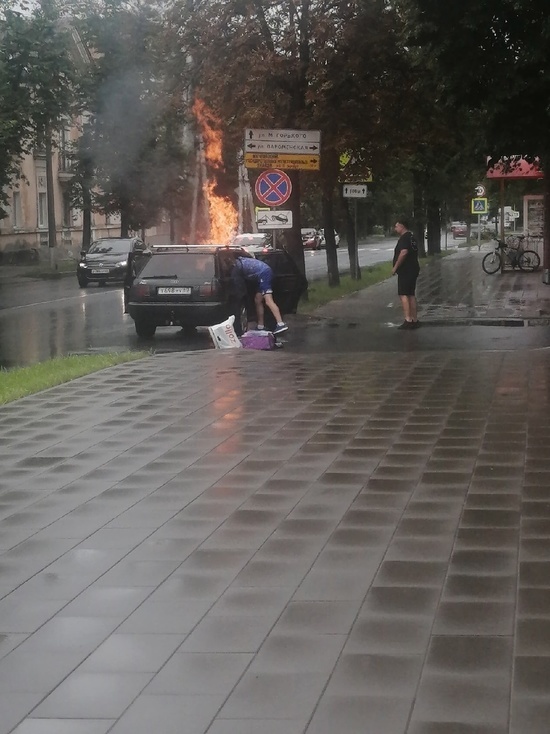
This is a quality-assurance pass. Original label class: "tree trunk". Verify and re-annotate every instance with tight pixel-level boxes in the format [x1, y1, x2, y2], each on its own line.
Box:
[120, 205, 130, 238]
[322, 188, 339, 287]
[45, 132, 57, 268]
[82, 180, 92, 250]
[412, 170, 426, 257]
[344, 198, 360, 280]
[286, 169, 305, 276]
[169, 209, 175, 244]
[344, 197, 354, 255]
[82, 206, 91, 250]
[426, 198, 441, 255]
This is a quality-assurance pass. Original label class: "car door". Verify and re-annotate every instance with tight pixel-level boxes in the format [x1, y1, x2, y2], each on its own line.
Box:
[256, 251, 308, 315]
[123, 244, 151, 313]
[217, 250, 257, 320]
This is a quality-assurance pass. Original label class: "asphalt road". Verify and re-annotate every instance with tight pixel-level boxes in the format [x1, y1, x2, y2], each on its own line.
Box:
[0, 241, 402, 369]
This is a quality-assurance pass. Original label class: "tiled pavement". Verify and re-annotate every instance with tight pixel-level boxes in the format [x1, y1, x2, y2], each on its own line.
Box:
[1, 251, 550, 733]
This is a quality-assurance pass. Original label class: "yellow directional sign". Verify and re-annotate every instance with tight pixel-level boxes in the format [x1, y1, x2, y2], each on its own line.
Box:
[244, 153, 320, 171]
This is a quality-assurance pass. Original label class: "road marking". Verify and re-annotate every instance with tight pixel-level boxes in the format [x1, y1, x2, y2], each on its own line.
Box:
[3, 291, 104, 312]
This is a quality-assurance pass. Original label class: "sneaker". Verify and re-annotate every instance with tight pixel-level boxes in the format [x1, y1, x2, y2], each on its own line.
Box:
[397, 321, 413, 330]
[273, 322, 288, 335]
[256, 325, 265, 331]
[411, 321, 421, 329]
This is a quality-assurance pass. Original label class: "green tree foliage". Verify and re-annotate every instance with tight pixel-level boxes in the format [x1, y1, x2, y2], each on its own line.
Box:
[167, 0, 411, 281]
[398, 0, 550, 257]
[0, 1, 76, 219]
[67, 0, 189, 236]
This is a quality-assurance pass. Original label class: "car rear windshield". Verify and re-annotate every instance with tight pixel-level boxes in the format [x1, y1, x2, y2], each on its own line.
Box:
[89, 239, 133, 255]
[234, 235, 265, 246]
[139, 253, 216, 280]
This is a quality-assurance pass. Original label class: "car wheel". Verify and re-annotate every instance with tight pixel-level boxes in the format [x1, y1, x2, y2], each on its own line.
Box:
[77, 275, 88, 288]
[234, 302, 248, 337]
[135, 320, 156, 338]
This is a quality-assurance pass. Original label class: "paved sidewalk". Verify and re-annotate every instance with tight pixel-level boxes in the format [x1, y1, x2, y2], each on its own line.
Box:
[0, 250, 550, 733]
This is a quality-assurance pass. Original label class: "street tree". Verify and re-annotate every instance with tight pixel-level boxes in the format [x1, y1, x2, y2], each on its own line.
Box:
[167, 0, 412, 284]
[0, 0, 77, 239]
[397, 0, 550, 270]
[67, 0, 189, 238]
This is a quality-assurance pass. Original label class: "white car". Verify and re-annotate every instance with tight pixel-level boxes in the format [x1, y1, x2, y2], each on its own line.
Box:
[319, 229, 340, 248]
[231, 233, 272, 253]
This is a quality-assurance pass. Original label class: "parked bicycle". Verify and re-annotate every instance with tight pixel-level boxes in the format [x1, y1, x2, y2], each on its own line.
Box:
[482, 238, 540, 274]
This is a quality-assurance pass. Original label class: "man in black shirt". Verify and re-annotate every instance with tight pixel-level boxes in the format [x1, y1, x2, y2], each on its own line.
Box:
[392, 218, 420, 329]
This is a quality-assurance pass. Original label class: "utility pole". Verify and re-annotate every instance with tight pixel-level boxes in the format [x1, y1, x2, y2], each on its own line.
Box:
[45, 130, 58, 268]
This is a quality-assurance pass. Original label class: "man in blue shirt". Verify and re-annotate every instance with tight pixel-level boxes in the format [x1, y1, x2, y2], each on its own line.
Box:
[234, 257, 288, 334]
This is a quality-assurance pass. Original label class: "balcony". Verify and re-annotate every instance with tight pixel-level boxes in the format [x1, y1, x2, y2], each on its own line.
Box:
[58, 157, 75, 182]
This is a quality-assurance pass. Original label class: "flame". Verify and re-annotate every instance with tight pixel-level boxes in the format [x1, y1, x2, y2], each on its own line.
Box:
[193, 98, 238, 244]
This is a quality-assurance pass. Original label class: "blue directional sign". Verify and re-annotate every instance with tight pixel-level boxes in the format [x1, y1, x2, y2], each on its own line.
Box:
[471, 197, 488, 214]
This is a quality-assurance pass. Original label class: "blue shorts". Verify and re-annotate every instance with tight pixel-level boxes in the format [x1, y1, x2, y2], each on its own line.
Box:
[257, 272, 273, 295]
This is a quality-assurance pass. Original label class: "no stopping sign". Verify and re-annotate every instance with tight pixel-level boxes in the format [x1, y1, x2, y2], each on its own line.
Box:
[254, 169, 292, 207]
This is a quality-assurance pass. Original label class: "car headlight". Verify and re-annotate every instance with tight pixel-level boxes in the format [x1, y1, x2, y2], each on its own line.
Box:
[117, 260, 128, 268]
[78, 262, 86, 268]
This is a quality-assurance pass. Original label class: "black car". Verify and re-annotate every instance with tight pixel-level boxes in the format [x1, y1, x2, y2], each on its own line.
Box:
[124, 244, 307, 338]
[77, 237, 148, 288]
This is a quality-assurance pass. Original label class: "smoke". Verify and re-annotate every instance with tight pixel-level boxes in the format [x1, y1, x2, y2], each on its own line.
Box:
[92, 67, 158, 181]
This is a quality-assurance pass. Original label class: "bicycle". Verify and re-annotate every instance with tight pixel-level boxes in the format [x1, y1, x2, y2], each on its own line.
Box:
[482, 238, 540, 274]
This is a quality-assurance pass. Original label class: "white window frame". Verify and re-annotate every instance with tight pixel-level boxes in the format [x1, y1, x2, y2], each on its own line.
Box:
[38, 192, 48, 230]
[12, 191, 22, 228]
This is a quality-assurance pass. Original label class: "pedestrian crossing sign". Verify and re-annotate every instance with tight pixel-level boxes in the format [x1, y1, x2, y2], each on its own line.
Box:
[471, 197, 488, 214]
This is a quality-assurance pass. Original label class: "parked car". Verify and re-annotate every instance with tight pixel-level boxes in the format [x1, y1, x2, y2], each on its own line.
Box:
[124, 244, 307, 338]
[77, 237, 148, 287]
[231, 233, 272, 253]
[450, 222, 467, 239]
[318, 229, 340, 248]
[301, 228, 321, 250]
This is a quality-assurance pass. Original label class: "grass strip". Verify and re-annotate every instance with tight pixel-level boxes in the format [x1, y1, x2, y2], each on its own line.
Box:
[0, 352, 148, 406]
[300, 261, 393, 313]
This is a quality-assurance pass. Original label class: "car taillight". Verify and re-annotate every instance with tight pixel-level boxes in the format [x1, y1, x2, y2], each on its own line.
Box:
[134, 284, 152, 297]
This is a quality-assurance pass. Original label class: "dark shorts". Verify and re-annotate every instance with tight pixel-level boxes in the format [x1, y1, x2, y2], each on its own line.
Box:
[257, 271, 273, 295]
[397, 270, 419, 296]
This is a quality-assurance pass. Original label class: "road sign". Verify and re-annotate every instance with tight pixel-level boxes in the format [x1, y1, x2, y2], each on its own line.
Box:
[256, 210, 293, 229]
[343, 184, 368, 199]
[343, 184, 368, 198]
[508, 210, 520, 219]
[475, 184, 486, 197]
[245, 153, 319, 171]
[471, 197, 488, 214]
[254, 169, 292, 206]
[245, 140, 320, 154]
[246, 128, 321, 143]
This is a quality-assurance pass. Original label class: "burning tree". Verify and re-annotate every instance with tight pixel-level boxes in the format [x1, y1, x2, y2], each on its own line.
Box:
[166, 0, 408, 283]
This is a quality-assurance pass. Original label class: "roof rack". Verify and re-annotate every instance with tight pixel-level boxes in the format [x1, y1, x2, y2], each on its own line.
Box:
[149, 244, 247, 254]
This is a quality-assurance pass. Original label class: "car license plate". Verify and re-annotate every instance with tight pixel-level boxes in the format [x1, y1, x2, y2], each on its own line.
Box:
[91, 269, 109, 274]
[157, 286, 191, 295]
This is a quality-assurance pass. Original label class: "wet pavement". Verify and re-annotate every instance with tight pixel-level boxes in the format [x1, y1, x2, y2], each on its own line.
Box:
[1, 248, 550, 733]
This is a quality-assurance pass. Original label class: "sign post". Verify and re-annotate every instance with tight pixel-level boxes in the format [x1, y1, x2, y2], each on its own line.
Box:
[343, 184, 368, 279]
[471, 196, 488, 251]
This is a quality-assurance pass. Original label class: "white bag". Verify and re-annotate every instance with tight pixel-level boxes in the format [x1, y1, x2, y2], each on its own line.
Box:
[208, 315, 243, 349]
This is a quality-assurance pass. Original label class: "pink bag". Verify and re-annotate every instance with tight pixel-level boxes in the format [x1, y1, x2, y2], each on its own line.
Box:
[240, 330, 276, 350]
